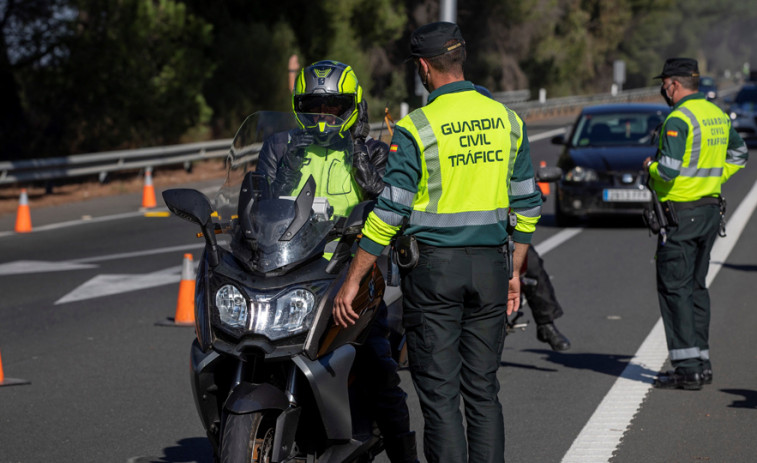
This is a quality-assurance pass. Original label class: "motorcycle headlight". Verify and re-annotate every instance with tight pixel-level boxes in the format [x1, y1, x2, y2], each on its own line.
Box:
[251, 289, 316, 340]
[564, 166, 598, 182]
[215, 285, 248, 328]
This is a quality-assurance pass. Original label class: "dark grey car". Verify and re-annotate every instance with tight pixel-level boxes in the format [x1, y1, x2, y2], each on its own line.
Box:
[550, 103, 670, 226]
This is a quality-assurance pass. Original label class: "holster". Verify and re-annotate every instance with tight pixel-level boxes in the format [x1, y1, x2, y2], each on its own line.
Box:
[393, 234, 419, 270]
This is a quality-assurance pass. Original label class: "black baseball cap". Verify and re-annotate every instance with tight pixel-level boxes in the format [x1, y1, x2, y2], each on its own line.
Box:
[654, 58, 700, 79]
[409, 21, 465, 59]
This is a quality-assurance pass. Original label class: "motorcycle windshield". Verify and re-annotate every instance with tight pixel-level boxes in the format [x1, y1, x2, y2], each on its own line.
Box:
[212, 111, 354, 273]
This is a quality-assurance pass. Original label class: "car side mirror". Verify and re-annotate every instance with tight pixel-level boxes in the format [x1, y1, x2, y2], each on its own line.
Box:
[551, 134, 566, 145]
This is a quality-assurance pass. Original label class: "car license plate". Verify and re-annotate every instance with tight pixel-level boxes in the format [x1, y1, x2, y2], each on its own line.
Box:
[602, 188, 651, 202]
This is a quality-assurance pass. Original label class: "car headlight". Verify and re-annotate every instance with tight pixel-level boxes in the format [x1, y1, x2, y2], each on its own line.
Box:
[564, 166, 598, 182]
[730, 111, 738, 120]
[216, 284, 248, 328]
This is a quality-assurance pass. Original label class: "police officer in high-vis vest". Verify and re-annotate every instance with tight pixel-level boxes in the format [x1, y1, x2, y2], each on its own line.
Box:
[333, 22, 542, 463]
[644, 58, 748, 390]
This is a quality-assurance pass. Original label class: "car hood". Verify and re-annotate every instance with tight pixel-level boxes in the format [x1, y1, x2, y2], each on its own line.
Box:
[566, 146, 657, 172]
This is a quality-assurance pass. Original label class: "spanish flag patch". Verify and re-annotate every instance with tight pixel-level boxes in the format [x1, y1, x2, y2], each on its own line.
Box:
[390, 144, 398, 152]
[666, 130, 679, 137]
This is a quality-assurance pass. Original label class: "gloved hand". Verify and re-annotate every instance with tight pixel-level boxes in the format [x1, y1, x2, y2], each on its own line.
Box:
[284, 129, 314, 169]
[350, 100, 370, 143]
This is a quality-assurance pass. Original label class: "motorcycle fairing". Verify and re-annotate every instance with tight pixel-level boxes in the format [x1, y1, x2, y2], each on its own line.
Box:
[292, 345, 355, 440]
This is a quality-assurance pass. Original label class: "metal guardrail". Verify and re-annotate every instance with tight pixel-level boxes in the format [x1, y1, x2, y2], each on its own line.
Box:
[2, 85, 725, 187]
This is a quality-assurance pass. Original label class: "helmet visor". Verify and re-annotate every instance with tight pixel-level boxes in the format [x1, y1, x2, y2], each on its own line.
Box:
[296, 94, 354, 118]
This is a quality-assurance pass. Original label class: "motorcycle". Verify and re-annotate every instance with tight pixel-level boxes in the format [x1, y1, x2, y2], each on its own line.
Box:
[163, 111, 403, 462]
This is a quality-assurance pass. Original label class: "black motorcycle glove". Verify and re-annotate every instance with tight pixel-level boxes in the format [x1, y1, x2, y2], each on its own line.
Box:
[350, 100, 371, 143]
[352, 140, 385, 198]
[284, 129, 315, 170]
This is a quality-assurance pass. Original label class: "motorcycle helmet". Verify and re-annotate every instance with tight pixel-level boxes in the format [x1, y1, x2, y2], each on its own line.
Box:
[292, 60, 363, 146]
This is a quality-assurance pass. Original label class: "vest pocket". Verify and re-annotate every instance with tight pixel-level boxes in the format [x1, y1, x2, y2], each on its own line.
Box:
[327, 158, 352, 195]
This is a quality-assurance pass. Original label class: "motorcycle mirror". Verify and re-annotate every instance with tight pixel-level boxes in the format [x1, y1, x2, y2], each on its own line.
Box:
[162, 188, 220, 267]
[536, 166, 563, 183]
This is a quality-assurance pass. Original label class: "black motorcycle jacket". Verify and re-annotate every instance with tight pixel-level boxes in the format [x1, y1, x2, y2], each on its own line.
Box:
[257, 129, 388, 200]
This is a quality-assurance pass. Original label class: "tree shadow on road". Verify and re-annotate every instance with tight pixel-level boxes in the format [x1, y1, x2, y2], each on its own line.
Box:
[522, 349, 660, 384]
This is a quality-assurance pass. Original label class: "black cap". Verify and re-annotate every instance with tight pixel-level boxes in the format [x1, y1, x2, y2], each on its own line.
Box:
[409, 21, 465, 59]
[654, 58, 700, 79]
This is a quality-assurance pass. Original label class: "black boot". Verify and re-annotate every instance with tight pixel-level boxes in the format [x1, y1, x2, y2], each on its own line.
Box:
[384, 431, 419, 463]
[537, 322, 571, 351]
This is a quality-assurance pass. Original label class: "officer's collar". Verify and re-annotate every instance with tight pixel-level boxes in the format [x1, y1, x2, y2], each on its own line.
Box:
[427, 81, 475, 104]
[673, 91, 705, 109]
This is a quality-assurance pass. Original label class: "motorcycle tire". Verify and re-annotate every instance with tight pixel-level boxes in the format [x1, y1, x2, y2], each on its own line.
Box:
[220, 412, 279, 463]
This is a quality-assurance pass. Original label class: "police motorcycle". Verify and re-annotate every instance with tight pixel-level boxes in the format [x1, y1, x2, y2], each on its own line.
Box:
[163, 111, 403, 462]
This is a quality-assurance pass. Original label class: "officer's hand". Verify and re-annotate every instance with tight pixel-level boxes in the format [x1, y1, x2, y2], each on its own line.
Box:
[507, 275, 521, 315]
[285, 129, 315, 169]
[643, 156, 653, 172]
[333, 280, 360, 327]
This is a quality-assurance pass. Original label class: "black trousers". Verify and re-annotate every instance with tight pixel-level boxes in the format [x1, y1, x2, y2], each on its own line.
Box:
[401, 245, 508, 463]
[522, 245, 564, 325]
[656, 204, 720, 374]
[350, 302, 413, 459]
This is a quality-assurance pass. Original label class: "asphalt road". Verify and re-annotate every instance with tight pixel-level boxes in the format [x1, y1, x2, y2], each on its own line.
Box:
[1, 115, 756, 463]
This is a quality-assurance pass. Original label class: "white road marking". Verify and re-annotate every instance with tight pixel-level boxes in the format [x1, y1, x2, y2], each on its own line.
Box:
[55, 265, 183, 304]
[528, 127, 568, 142]
[0, 260, 97, 275]
[562, 179, 757, 463]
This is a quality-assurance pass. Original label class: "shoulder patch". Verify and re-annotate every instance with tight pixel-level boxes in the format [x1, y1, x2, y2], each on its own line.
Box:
[666, 130, 679, 137]
[389, 144, 398, 152]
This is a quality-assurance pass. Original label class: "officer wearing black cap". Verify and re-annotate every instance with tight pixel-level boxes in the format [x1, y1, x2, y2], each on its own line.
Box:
[333, 21, 542, 463]
[643, 58, 748, 390]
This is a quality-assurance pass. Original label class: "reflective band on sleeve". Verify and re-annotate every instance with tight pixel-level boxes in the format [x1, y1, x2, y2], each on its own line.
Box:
[509, 178, 536, 196]
[410, 207, 510, 228]
[380, 185, 416, 207]
[409, 110, 442, 213]
[659, 155, 683, 171]
[374, 207, 405, 227]
[669, 347, 701, 360]
[727, 145, 748, 166]
[513, 205, 541, 218]
[700, 349, 710, 360]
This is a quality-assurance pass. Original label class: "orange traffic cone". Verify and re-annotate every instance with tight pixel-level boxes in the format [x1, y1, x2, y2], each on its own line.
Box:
[156, 254, 195, 327]
[537, 160, 551, 196]
[141, 167, 157, 209]
[14, 189, 32, 233]
[0, 349, 31, 387]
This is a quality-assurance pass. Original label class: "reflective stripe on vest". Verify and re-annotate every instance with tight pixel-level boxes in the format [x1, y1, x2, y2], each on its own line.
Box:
[398, 92, 523, 229]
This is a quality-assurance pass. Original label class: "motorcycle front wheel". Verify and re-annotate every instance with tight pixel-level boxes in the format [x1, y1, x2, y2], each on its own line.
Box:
[220, 412, 278, 463]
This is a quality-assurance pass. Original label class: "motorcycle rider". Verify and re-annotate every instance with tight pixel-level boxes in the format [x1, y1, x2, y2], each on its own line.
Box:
[256, 60, 418, 463]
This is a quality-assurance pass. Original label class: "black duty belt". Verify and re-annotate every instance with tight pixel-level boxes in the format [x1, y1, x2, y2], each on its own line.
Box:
[672, 196, 720, 211]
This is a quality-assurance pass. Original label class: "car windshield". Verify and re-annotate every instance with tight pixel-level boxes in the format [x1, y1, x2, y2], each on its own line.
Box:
[570, 112, 666, 147]
[700, 77, 715, 87]
[734, 87, 757, 104]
